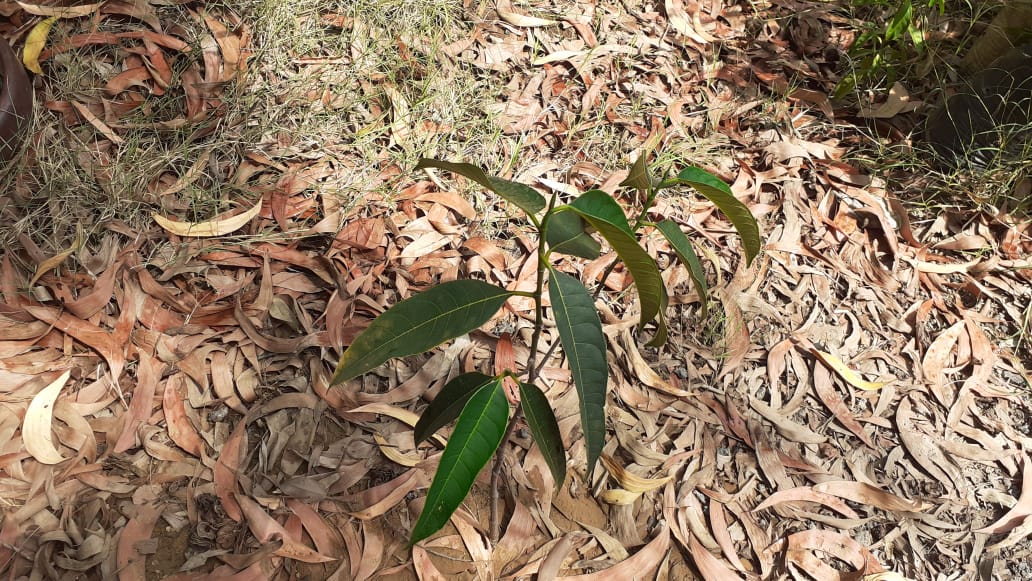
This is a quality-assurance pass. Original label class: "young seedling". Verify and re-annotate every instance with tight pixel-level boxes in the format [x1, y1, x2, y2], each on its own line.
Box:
[329, 154, 761, 546]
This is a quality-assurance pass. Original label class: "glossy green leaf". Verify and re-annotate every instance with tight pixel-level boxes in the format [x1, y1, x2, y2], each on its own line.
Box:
[569, 190, 633, 235]
[410, 379, 509, 545]
[619, 153, 654, 191]
[547, 269, 607, 477]
[415, 158, 546, 216]
[414, 372, 494, 444]
[518, 381, 566, 488]
[655, 220, 709, 317]
[656, 167, 761, 266]
[545, 209, 601, 259]
[570, 190, 667, 342]
[331, 280, 512, 385]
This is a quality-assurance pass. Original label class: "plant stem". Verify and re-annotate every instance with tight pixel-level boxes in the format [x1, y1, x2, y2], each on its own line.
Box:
[491, 234, 550, 542]
[531, 187, 657, 378]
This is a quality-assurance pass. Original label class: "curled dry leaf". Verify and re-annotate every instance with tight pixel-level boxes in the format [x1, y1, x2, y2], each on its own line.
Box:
[18, 1, 104, 17]
[556, 524, 669, 580]
[810, 348, 890, 391]
[23, 369, 72, 464]
[22, 16, 57, 74]
[154, 199, 263, 237]
[600, 454, 672, 493]
[600, 488, 641, 505]
[496, 0, 558, 27]
[373, 433, 421, 467]
[162, 374, 205, 457]
[977, 455, 1032, 535]
[688, 532, 745, 581]
[236, 494, 336, 563]
[753, 486, 861, 519]
[116, 503, 164, 581]
[813, 481, 929, 513]
[29, 223, 83, 286]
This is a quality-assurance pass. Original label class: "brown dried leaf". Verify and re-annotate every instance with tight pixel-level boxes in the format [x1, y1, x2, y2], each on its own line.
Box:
[813, 481, 930, 513]
[977, 456, 1032, 534]
[237, 494, 336, 563]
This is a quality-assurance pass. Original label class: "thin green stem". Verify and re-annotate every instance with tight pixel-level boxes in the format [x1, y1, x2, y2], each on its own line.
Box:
[491, 211, 551, 542]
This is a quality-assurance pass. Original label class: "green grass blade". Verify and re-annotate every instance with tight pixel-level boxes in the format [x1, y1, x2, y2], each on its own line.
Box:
[518, 381, 566, 488]
[330, 280, 513, 385]
[655, 220, 709, 317]
[656, 167, 761, 266]
[547, 269, 607, 477]
[544, 209, 601, 259]
[414, 372, 494, 444]
[569, 191, 667, 342]
[415, 158, 546, 216]
[410, 379, 509, 545]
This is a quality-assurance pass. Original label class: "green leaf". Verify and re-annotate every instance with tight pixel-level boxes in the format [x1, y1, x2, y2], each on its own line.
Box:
[656, 167, 761, 266]
[518, 381, 566, 488]
[331, 280, 512, 385]
[410, 378, 509, 545]
[415, 158, 546, 216]
[547, 269, 607, 477]
[545, 209, 601, 259]
[570, 190, 633, 235]
[655, 220, 709, 317]
[619, 153, 654, 191]
[569, 190, 667, 342]
[414, 372, 495, 444]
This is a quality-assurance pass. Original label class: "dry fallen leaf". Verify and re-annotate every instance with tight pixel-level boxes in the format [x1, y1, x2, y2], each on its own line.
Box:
[496, 0, 558, 27]
[977, 455, 1032, 535]
[600, 454, 672, 493]
[23, 370, 72, 464]
[18, 1, 104, 17]
[29, 223, 83, 286]
[810, 348, 890, 391]
[22, 16, 57, 74]
[154, 199, 263, 237]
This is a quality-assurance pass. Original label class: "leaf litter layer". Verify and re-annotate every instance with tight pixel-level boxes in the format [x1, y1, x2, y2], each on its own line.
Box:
[0, 0, 1031, 580]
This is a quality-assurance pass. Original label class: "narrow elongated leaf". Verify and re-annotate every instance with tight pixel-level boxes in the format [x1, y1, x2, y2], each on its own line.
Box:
[410, 379, 509, 545]
[415, 158, 546, 216]
[619, 153, 654, 191]
[545, 209, 601, 259]
[569, 191, 667, 343]
[413, 372, 494, 444]
[657, 167, 761, 266]
[547, 269, 607, 477]
[331, 280, 512, 384]
[518, 382, 566, 488]
[655, 220, 709, 316]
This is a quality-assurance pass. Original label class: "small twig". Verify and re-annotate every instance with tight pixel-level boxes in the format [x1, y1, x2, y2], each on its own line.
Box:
[489, 402, 523, 541]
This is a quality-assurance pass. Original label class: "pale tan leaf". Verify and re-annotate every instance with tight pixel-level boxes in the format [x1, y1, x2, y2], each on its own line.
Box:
[154, 199, 263, 237]
[18, 1, 103, 17]
[813, 481, 931, 513]
[23, 370, 72, 464]
[497, 0, 558, 27]
[556, 525, 669, 580]
[977, 456, 1032, 534]
[600, 454, 672, 493]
